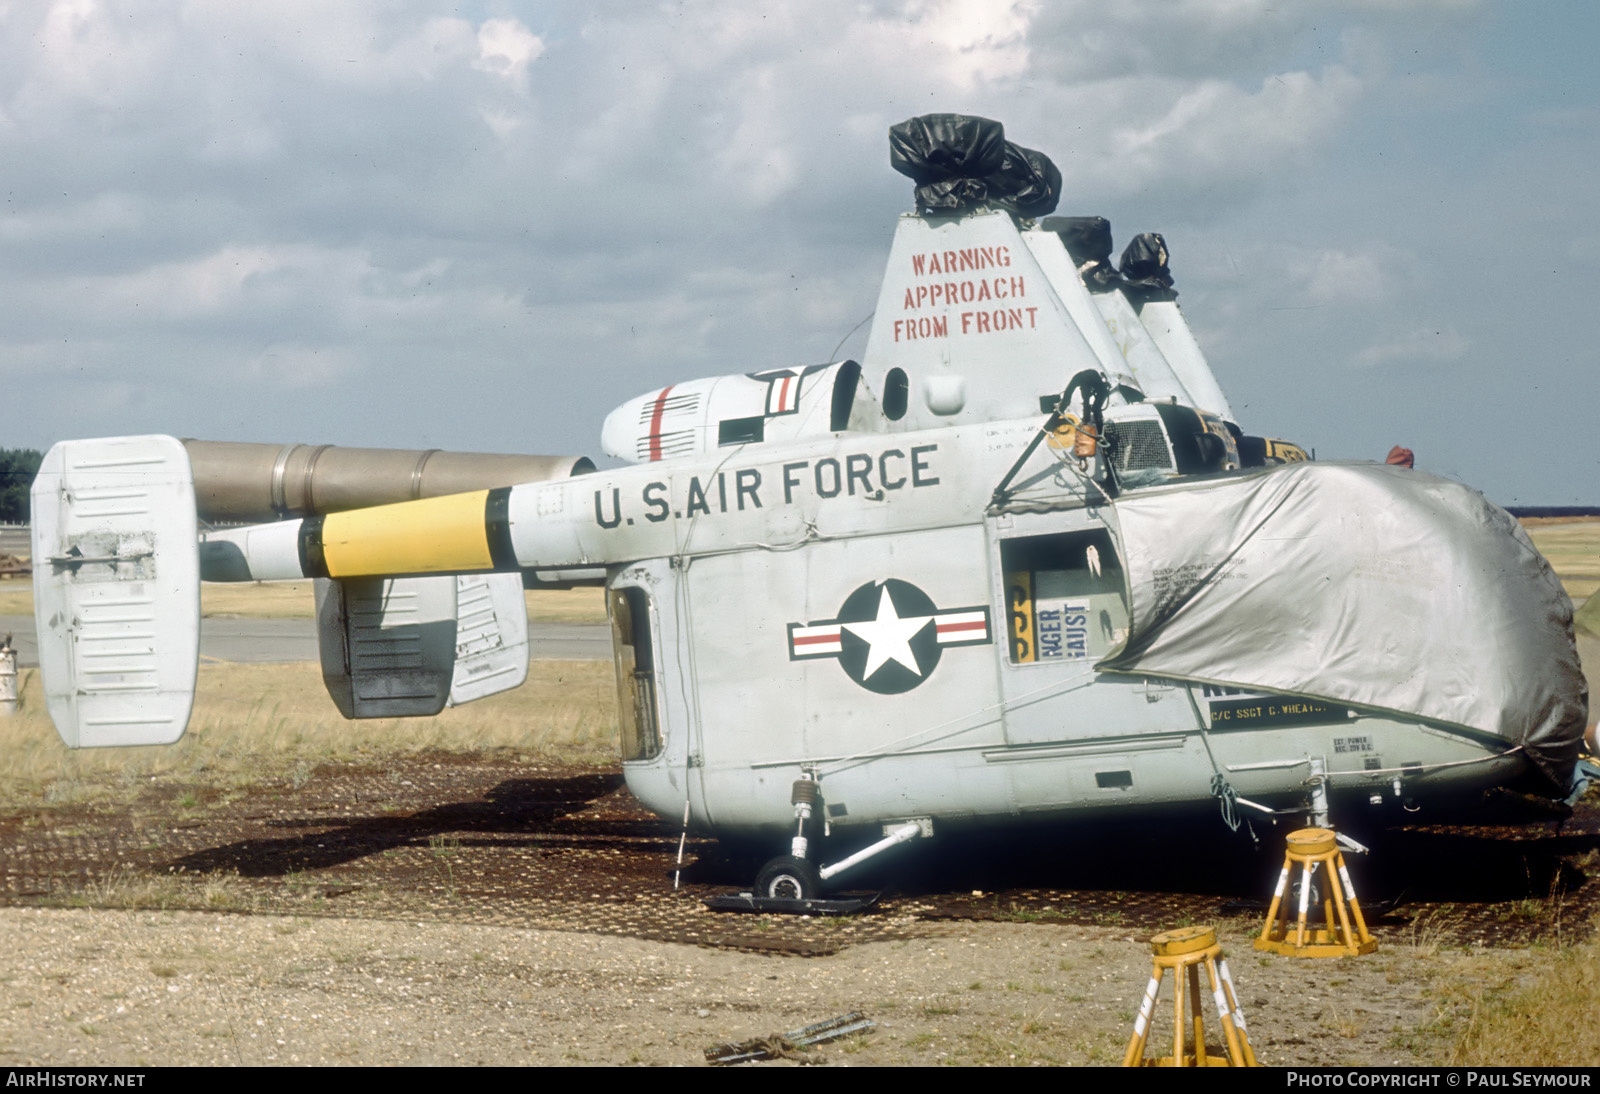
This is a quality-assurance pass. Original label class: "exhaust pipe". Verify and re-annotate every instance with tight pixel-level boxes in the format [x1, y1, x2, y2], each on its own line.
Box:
[181, 439, 594, 523]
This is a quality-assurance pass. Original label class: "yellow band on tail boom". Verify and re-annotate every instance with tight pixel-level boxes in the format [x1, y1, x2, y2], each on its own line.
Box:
[320, 489, 499, 577]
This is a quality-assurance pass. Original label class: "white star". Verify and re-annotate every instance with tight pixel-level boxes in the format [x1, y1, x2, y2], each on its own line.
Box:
[843, 586, 933, 680]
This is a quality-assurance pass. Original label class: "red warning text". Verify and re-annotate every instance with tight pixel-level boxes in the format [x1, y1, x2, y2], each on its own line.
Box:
[893, 315, 949, 342]
[910, 246, 1012, 276]
[902, 276, 1026, 310]
[895, 244, 1036, 342]
[961, 307, 1038, 334]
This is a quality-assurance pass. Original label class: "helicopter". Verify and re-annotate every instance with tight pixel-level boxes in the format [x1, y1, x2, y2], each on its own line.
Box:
[29, 115, 1587, 904]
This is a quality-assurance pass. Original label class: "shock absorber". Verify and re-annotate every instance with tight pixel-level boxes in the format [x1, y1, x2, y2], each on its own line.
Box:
[790, 775, 821, 860]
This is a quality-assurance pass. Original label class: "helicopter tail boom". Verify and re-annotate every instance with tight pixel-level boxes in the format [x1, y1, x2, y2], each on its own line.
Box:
[30, 437, 539, 745]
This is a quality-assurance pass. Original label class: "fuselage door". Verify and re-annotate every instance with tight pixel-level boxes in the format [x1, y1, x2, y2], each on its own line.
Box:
[610, 583, 663, 764]
[609, 561, 711, 829]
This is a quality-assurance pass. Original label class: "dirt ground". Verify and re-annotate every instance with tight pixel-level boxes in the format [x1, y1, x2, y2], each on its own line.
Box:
[1, 518, 1593, 1068]
[0, 905, 1538, 1067]
[0, 754, 1594, 1067]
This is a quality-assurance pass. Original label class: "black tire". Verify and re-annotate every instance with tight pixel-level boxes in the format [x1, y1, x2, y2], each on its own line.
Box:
[755, 855, 822, 901]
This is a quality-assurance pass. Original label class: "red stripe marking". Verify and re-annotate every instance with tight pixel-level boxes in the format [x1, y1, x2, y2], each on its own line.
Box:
[793, 631, 841, 646]
[647, 385, 676, 462]
[777, 375, 793, 412]
[937, 621, 987, 635]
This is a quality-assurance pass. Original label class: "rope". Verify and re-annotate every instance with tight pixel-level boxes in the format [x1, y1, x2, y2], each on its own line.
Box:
[1187, 688, 1258, 847]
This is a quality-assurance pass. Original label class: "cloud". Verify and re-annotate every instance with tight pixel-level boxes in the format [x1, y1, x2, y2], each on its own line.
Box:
[473, 18, 545, 91]
[1298, 248, 1390, 306]
[1238, 241, 1418, 308]
[1069, 66, 1365, 203]
[245, 342, 362, 390]
[0, 0, 1589, 503]
[1354, 327, 1470, 369]
[1027, 0, 1484, 82]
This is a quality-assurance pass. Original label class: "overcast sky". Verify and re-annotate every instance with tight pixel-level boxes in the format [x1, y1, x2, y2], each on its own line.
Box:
[2, 0, 1595, 504]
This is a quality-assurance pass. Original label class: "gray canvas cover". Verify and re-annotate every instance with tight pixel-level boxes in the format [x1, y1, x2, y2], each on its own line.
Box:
[1099, 462, 1586, 790]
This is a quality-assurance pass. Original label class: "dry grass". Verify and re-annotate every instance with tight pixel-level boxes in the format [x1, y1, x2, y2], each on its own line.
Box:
[0, 579, 31, 615]
[519, 587, 607, 624]
[197, 581, 315, 619]
[1577, 599, 1600, 641]
[1441, 921, 1600, 1066]
[76, 866, 254, 913]
[1, 567, 616, 805]
[0, 581, 606, 623]
[1523, 520, 1600, 604]
[0, 659, 618, 806]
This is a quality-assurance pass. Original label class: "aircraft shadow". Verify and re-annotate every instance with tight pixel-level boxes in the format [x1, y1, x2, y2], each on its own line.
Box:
[165, 772, 638, 878]
[691, 814, 1598, 908]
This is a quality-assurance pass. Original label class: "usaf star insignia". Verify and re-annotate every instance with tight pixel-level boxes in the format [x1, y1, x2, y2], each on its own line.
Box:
[787, 578, 991, 693]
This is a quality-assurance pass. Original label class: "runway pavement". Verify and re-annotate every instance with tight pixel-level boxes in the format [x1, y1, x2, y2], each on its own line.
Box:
[0, 525, 27, 549]
[0, 615, 610, 668]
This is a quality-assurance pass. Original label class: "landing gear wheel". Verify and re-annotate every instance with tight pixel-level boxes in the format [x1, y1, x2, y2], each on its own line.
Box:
[755, 855, 822, 901]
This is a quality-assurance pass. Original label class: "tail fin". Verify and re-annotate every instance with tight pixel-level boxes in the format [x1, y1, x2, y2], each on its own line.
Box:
[30, 436, 199, 747]
[314, 575, 459, 719]
[30, 434, 536, 746]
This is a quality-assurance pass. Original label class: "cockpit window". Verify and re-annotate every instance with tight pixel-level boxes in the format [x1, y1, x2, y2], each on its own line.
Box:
[1103, 418, 1173, 489]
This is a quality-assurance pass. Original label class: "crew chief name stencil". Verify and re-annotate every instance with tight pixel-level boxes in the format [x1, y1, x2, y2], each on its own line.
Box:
[787, 579, 991, 694]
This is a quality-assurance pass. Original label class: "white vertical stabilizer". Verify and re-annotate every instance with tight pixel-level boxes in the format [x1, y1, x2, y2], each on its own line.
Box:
[315, 576, 459, 719]
[30, 435, 199, 748]
[1135, 297, 1236, 422]
[1089, 289, 1194, 407]
[1019, 229, 1141, 396]
[860, 211, 1109, 428]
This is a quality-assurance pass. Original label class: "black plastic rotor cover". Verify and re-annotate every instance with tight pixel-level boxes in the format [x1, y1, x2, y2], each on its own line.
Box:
[1042, 215, 1124, 292]
[889, 113, 1062, 218]
[1120, 231, 1174, 291]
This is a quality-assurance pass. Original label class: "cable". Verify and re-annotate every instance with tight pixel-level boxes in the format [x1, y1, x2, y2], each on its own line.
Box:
[1183, 687, 1257, 845]
[829, 312, 875, 363]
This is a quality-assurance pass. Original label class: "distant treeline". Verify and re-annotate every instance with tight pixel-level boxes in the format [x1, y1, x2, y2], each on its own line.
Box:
[0, 448, 42, 523]
[1505, 506, 1600, 519]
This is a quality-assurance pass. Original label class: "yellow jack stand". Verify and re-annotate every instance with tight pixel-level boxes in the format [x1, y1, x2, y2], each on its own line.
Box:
[1256, 827, 1377, 957]
[1123, 926, 1259, 1067]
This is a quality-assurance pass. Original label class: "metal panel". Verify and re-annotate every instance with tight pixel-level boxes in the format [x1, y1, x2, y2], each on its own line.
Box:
[182, 439, 590, 523]
[1019, 228, 1142, 395]
[990, 511, 1191, 754]
[859, 210, 1109, 431]
[30, 435, 199, 748]
[684, 525, 1013, 831]
[600, 362, 862, 466]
